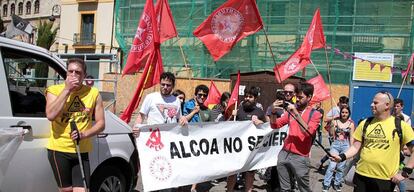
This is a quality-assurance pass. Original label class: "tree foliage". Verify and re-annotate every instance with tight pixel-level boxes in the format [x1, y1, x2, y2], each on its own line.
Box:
[35, 20, 59, 86]
[36, 20, 59, 49]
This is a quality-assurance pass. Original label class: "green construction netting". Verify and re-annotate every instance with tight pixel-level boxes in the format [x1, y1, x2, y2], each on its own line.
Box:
[115, 0, 414, 84]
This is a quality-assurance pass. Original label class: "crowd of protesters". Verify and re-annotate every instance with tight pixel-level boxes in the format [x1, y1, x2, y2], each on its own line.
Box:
[130, 72, 414, 192]
[46, 62, 414, 192]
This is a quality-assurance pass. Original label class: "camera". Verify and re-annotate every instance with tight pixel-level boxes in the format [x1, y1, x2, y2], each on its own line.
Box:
[275, 90, 289, 109]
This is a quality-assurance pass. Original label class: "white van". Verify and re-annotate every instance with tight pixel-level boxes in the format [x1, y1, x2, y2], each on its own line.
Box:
[0, 37, 138, 192]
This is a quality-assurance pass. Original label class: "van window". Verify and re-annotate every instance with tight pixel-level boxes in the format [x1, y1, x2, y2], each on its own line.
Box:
[2, 48, 65, 117]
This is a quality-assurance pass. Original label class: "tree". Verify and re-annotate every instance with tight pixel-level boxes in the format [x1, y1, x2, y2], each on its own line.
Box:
[35, 20, 59, 86]
[36, 20, 58, 49]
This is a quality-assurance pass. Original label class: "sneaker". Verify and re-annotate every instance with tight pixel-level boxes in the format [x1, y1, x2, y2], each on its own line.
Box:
[211, 179, 219, 186]
[322, 185, 329, 192]
[191, 189, 197, 192]
[317, 163, 324, 172]
[333, 185, 342, 192]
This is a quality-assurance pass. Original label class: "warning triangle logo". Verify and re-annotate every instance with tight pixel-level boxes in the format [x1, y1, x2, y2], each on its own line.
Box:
[366, 124, 386, 139]
[68, 96, 85, 112]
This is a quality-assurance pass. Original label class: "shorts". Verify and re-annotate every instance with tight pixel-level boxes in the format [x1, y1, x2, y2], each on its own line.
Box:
[47, 149, 90, 188]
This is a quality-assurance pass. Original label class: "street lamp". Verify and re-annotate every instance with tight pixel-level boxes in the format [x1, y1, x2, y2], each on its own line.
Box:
[48, 5, 61, 22]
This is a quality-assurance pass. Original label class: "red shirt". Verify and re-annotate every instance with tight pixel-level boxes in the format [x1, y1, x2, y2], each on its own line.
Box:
[270, 107, 322, 157]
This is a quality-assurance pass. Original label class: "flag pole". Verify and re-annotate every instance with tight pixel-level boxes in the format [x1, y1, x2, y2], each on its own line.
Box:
[397, 54, 414, 98]
[176, 35, 192, 80]
[324, 46, 335, 108]
[262, 27, 284, 86]
[310, 60, 320, 75]
[233, 100, 238, 121]
[397, 74, 408, 98]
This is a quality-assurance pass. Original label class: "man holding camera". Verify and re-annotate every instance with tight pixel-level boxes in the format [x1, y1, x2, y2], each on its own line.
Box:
[265, 83, 296, 122]
[269, 82, 322, 192]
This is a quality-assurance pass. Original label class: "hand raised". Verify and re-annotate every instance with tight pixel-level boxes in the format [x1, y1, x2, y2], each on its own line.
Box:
[65, 75, 81, 92]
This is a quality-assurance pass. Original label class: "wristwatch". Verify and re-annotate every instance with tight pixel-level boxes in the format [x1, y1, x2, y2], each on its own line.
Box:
[402, 167, 413, 178]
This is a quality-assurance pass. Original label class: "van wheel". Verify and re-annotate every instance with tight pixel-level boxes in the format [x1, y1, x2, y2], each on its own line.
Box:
[91, 166, 126, 192]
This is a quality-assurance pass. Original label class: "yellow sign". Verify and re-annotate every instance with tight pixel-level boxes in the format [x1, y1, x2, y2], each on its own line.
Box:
[353, 53, 394, 82]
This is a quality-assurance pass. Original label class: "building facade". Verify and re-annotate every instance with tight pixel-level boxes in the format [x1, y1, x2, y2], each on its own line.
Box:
[1, 0, 61, 45]
[115, 0, 414, 84]
[58, 0, 119, 89]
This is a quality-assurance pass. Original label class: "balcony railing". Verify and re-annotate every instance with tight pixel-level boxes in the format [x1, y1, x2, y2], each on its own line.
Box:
[73, 33, 96, 46]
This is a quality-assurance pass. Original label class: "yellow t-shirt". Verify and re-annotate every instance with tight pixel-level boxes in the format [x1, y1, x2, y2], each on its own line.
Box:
[46, 84, 99, 153]
[354, 116, 414, 180]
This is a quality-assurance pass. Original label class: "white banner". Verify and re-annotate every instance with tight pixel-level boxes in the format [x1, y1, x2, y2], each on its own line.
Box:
[136, 121, 288, 191]
[0, 128, 24, 186]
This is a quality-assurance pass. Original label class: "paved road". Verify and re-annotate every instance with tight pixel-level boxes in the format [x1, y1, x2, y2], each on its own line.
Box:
[134, 136, 414, 192]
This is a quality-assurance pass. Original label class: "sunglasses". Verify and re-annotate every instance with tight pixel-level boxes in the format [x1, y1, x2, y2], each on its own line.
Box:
[160, 83, 172, 87]
[284, 91, 294, 95]
[379, 91, 392, 103]
[197, 93, 207, 98]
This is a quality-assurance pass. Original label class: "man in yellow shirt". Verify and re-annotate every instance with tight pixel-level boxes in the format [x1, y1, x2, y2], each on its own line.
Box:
[333, 91, 414, 192]
[45, 58, 105, 192]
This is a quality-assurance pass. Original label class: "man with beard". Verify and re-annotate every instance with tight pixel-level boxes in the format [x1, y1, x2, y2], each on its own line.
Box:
[227, 87, 266, 192]
[133, 72, 188, 126]
[183, 84, 212, 123]
[269, 82, 322, 192]
[132, 72, 187, 192]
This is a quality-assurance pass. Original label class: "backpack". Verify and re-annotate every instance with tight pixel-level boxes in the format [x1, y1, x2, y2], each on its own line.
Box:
[362, 116, 403, 148]
[344, 116, 403, 186]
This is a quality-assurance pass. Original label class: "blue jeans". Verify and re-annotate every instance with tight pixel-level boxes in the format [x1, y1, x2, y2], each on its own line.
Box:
[323, 140, 349, 187]
[398, 180, 406, 192]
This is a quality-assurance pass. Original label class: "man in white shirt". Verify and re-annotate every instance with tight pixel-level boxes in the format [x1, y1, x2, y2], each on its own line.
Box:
[394, 98, 412, 126]
[132, 72, 187, 192]
[133, 72, 187, 135]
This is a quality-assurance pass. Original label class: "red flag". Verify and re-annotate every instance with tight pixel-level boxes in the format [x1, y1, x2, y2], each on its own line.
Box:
[306, 74, 330, 105]
[193, 0, 263, 61]
[121, 49, 164, 123]
[123, 0, 159, 75]
[274, 47, 311, 83]
[155, 0, 177, 43]
[300, 8, 325, 52]
[204, 80, 222, 109]
[273, 8, 325, 83]
[225, 71, 240, 119]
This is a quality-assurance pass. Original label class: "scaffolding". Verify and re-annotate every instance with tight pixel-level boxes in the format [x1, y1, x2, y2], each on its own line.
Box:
[115, 0, 414, 84]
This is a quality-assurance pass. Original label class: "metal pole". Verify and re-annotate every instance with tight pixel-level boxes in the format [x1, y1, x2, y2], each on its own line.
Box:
[70, 121, 88, 192]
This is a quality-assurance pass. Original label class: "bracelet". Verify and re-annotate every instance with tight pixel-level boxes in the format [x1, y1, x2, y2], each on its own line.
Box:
[339, 153, 347, 162]
[403, 167, 413, 175]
